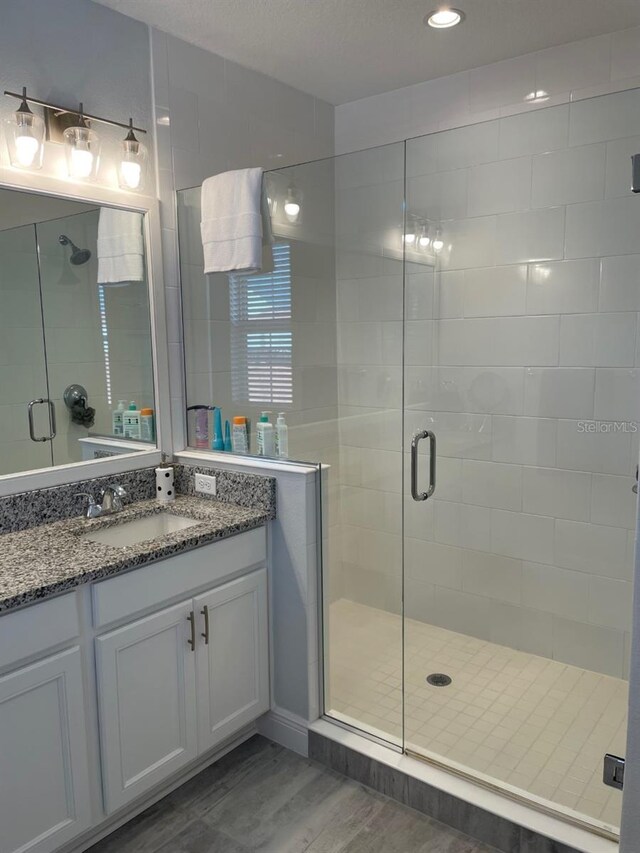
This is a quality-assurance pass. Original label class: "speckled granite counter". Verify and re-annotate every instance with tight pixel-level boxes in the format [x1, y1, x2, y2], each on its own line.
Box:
[0, 496, 270, 614]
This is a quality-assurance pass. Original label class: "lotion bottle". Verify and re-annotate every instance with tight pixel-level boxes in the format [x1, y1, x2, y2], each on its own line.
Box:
[257, 411, 274, 456]
[275, 412, 289, 458]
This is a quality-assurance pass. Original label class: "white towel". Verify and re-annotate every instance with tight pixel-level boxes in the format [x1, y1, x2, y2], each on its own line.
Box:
[200, 167, 273, 275]
[97, 208, 144, 285]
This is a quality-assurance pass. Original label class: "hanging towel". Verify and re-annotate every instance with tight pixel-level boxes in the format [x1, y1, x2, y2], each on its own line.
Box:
[97, 208, 144, 285]
[200, 167, 273, 275]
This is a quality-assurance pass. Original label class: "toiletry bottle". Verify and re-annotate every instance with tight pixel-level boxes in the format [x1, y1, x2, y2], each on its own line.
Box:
[212, 407, 224, 451]
[140, 408, 155, 442]
[224, 419, 232, 451]
[188, 405, 210, 449]
[112, 399, 126, 436]
[232, 416, 248, 454]
[123, 401, 141, 439]
[275, 412, 289, 458]
[257, 411, 275, 456]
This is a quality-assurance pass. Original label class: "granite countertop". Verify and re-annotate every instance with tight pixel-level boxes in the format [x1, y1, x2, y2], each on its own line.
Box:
[0, 496, 270, 614]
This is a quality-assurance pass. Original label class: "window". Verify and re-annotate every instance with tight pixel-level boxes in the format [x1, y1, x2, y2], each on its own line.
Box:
[229, 242, 293, 405]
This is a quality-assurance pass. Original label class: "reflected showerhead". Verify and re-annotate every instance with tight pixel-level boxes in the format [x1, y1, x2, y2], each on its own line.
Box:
[58, 234, 91, 265]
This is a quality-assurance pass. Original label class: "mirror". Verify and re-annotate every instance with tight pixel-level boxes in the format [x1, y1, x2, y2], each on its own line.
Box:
[0, 187, 156, 476]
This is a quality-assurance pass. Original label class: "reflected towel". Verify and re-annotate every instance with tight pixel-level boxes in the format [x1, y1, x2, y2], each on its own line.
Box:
[200, 167, 273, 274]
[97, 208, 144, 284]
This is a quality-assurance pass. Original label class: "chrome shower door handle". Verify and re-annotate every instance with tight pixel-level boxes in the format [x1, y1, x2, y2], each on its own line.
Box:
[46, 400, 56, 440]
[411, 429, 436, 501]
[28, 399, 57, 442]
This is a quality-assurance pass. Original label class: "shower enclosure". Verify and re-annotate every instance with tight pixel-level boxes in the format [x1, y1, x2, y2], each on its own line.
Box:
[179, 85, 640, 841]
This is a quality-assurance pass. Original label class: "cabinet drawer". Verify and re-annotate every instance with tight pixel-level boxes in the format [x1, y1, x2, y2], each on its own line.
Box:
[92, 526, 267, 628]
[0, 593, 80, 671]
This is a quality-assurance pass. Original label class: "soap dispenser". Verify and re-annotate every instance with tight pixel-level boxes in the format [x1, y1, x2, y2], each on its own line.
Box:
[256, 411, 275, 456]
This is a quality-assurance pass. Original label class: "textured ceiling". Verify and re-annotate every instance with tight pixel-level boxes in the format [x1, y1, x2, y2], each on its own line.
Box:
[94, 0, 640, 104]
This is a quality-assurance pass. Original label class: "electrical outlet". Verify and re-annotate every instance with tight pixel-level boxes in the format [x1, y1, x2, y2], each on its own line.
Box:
[195, 473, 217, 496]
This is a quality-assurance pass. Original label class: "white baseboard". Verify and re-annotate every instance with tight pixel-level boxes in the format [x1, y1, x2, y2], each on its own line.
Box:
[257, 706, 309, 756]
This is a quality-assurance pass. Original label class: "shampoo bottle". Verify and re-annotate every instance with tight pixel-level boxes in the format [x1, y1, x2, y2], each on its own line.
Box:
[232, 416, 248, 454]
[141, 408, 155, 442]
[256, 411, 275, 456]
[112, 399, 126, 436]
[123, 401, 141, 439]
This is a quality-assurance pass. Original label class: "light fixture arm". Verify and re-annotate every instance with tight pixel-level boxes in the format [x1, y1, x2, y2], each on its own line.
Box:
[3, 89, 146, 134]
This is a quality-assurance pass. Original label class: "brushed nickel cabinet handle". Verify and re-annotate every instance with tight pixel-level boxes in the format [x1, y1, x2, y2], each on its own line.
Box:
[187, 611, 196, 651]
[201, 605, 210, 644]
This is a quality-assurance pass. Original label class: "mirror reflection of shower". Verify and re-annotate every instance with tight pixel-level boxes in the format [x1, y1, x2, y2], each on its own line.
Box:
[58, 234, 91, 265]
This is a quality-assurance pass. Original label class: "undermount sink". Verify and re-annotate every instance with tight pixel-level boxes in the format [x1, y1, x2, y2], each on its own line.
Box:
[81, 512, 201, 547]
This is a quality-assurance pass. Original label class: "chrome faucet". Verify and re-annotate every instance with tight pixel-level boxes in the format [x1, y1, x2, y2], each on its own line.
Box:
[101, 484, 127, 513]
[75, 484, 127, 519]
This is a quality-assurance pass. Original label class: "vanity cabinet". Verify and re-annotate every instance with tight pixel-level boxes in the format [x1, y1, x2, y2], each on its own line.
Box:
[0, 647, 92, 853]
[95, 567, 269, 813]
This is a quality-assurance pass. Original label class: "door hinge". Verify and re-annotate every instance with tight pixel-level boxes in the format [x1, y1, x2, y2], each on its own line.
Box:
[603, 753, 625, 790]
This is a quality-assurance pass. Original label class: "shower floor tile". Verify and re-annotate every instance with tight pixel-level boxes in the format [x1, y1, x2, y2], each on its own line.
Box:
[327, 598, 626, 834]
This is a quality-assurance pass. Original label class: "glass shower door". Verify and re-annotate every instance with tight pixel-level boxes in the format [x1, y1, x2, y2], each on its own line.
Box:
[0, 223, 53, 474]
[403, 89, 640, 837]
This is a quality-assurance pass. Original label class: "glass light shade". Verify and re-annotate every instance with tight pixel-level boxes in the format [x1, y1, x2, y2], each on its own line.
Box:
[283, 184, 302, 223]
[119, 132, 148, 191]
[63, 124, 100, 180]
[5, 108, 44, 169]
[432, 229, 444, 253]
[418, 226, 430, 249]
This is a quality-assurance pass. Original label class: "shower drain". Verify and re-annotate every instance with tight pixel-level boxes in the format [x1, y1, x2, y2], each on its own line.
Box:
[426, 673, 452, 687]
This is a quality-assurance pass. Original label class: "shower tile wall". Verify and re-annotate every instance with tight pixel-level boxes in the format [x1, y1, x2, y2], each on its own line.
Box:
[335, 88, 640, 679]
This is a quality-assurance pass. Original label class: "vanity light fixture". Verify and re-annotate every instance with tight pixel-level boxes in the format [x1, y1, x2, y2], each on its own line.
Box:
[119, 118, 147, 191]
[524, 90, 549, 104]
[403, 221, 417, 245]
[432, 228, 444, 253]
[418, 224, 431, 249]
[283, 182, 302, 223]
[4, 87, 44, 169]
[424, 7, 465, 28]
[63, 103, 100, 180]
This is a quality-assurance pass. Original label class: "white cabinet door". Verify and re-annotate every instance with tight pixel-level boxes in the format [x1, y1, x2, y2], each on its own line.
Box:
[194, 568, 270, 753]
[95, 599, 198, 813]
[0, 647, 92, 853]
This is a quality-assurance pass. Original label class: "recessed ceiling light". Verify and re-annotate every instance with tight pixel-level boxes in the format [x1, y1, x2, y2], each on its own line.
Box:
[424, 8, 465, 28]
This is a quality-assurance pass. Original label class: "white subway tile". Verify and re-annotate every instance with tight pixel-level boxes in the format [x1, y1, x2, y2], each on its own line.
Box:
[461, 504, 492, 551]
[462, 459, 522, 510]
[491, 509, 555, 564]
[554, 519, 631, 578]
[441, 215, 497, 271]
[600, 256, 640, 312]
[496, 207, 565, 265]
[524, 368, 595, 419]
[405, 271, 434, 320]
[435, 121, 500, 172]
[591, 473, 637, 529]
[594, 368, 640, 422]
[522, 561, 588, 621]
[463, 265, 527, 317]
[559, 313, 637, 368]
[405, 320, 435, 366]
[408, 71, 471, 138]
[492, 416, 557, 467]
[489, 602, 553, 657]
[527, 259, 600, 315]
[467, 156, 532, 217]
[405, 537, 462, 589]
[556, 418, 632, 475]
[462, 549, 522, 604]
[407, 168, 468, 221]
[439, 317, 559, 367]
[531, 143, 605, 208]
[552, 616, 624, 676]
[587, 576, 633, 631]
[565, 196, 640, 259]
[430, 367, 524, 415]
[431, 587, 491, 641]
[498, 105, 569, 159]
[522, 467, 591, 521]
[569, 87, 640, 146]
[438, 270, 465, 318]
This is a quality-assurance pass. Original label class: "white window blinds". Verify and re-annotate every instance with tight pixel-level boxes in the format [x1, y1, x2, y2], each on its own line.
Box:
[229, 243, 293, 405]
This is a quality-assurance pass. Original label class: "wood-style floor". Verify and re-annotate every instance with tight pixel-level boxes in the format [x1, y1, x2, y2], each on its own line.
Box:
[87, 736, 497, 853]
